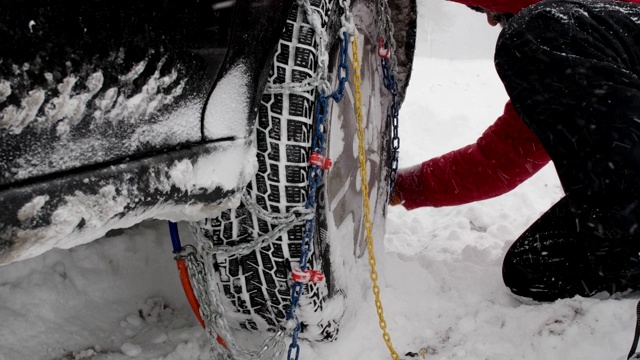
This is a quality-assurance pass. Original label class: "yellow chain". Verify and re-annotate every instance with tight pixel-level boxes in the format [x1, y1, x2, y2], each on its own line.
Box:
[351, 34, 402, 360]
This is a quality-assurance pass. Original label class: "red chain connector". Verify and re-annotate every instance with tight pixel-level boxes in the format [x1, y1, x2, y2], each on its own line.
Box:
[309, 152, 332, 170]
[378, 37, 390, 60]
[292, 269, 325, 284]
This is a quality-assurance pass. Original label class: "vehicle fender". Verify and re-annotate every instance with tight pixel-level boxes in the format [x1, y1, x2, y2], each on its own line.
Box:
[203, 0, 295, 141]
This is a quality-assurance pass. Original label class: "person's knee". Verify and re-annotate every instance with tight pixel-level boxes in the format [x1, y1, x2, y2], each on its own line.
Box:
[501, 245, 527, 294]
[502, 237, 572, 302]
[502, 254, 561, 302]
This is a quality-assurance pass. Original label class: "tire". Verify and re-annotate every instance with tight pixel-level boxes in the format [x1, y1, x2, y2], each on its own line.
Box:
[191, 0, 340, 342]
[190, 0, 415, 343]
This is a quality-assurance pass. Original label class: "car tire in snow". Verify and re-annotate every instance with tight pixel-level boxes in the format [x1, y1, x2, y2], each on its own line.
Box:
[191, 0, 415, 343]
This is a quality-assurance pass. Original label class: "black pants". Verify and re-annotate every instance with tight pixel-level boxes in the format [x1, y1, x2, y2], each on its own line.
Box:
[495, 0, 640, 301]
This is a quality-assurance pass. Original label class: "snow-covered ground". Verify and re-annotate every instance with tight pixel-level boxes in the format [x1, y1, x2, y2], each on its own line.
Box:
[2, 5, 640, 360]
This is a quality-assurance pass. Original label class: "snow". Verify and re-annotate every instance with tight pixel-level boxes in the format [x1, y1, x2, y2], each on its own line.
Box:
[13, 96, 202, 182]
[1, 5, 639, 360]
[2, 57, 186, 137]
[17, 195, 49, 223]
[3, 54, 196, 184]
[203, 63, 251, 140]
[0, 80, 11, 103]
[4, 138, 256, 265]
[169, 144, 258, 192]
[0, 89, 45, 134]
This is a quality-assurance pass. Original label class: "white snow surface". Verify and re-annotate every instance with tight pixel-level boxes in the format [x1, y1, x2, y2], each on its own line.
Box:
[203, 63, 251, 140]
[0, 80, 11, 103]
[1, 8, 639, 360]
[169, 144, 257, 194]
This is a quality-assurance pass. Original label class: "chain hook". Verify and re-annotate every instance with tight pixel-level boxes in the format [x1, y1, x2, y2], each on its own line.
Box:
[378, 37, 391, 60]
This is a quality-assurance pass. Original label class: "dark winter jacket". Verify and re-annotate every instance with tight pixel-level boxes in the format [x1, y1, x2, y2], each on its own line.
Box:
[448, 0, 640, 14]
[394, 0, 640, 210]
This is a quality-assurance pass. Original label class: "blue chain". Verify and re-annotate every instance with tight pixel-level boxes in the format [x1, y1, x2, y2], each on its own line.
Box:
[286, 32, 349, 360]
[380, 55, 400, 202]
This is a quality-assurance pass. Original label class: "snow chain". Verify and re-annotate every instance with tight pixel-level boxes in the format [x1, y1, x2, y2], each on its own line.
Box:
[352, 32, 402, 360]
[286, 3, 352, 359]
[169, 223, 289, 359]
[196, 193, 314, 258]
[169, 0, 405, 358]
[375, 0, 401, 202]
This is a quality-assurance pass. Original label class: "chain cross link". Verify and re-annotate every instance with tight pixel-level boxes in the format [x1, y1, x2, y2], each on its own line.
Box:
[179, 245, 289, 360]
[196, 193, 315, 258]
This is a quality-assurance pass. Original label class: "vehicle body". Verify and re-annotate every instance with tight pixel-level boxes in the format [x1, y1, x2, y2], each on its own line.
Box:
[0, 0, 416, 286]
[0, 0, 299, 264]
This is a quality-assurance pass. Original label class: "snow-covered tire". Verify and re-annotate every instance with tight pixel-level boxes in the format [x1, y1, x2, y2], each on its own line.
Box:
[191, 0, 340, 342]
[191, 0, 415, 343]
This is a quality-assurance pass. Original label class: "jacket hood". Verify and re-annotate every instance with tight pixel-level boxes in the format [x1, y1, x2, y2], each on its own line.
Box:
[447, 0, 541, 14]
[450, 0, 640, 15]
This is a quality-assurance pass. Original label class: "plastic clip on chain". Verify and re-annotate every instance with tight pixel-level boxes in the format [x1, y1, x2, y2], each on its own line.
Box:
[292, 269, 326, 284]
[285, 31, 351, 360]
[309, 152, 332, 170]
[378, 37, 391, 60]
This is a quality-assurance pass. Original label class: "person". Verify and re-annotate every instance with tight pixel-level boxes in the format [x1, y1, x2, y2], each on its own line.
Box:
[391, 0, 640, 302]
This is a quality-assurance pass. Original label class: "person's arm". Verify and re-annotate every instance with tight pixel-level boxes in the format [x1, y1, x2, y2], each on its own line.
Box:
[394, 101, 550, 210]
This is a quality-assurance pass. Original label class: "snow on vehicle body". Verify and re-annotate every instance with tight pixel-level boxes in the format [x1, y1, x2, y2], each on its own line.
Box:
[0, 0, 297, 264]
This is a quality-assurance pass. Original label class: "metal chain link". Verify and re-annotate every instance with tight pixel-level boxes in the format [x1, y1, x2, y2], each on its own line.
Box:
[196, 194, 314, 258]
[199, 222, 296, 258]
[338, 0, 356, 37]
[184, 1, 345, 359]
[286, 94, 327, 360]
[297, 0, 333, 95]
[178, 245, 289, 360]
[241, 192, 314, 226]
[178, 246, 214, 330]
[183, 0, 405, 358]
[286, 38, 351, 360]
[263, 0, 336, 96]
[352, 31, 402, 360]
[286, 2, 354, 359]
[376, 0, 398, 75]
[376, 0, 401, 203]
[381, 59, 400, 203]
[176, 246, 231, 360]
[264, 77, 321, 94]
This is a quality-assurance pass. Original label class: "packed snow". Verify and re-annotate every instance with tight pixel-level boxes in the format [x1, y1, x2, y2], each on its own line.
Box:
[204, 63, 251, 140]
[1, 3, 639, 360]
[2, 136, 256, 266]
